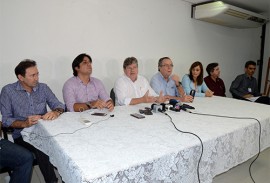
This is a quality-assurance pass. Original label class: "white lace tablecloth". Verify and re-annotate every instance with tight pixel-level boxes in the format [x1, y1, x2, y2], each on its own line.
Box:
[22, 96, 270, 183]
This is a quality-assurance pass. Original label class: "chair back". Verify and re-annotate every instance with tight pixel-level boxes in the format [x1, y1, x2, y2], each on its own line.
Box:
[2, 125, 14, 140]
[110, 88, 116, 105]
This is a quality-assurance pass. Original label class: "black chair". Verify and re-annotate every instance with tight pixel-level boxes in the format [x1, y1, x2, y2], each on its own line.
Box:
[110, 88, 116, 105]
[2, 125, 14, 140]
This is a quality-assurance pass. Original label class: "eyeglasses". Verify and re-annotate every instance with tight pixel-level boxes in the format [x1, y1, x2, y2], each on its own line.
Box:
[161, 64, 174, 68]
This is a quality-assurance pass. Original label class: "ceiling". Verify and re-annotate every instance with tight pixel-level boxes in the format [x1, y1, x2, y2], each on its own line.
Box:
[184, 0, 269, 15]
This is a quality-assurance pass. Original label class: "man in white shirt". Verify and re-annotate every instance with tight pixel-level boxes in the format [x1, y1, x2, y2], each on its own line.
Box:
[114, 57, 165, 106]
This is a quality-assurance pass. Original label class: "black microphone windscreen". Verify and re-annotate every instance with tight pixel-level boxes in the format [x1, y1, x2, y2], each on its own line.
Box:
[169, 99, 178, 107]
[151, 104, 156, 110]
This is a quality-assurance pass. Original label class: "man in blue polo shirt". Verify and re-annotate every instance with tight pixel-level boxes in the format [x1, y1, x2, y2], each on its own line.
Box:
[150, 57, 193, 102]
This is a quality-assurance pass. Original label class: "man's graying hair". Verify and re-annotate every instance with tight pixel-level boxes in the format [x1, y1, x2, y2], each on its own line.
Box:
[158, 57, 170, 71]
[123, 57, 138, 69]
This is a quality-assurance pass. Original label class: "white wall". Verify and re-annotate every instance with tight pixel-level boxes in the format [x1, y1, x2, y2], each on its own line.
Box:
[0, 0, 264, 101]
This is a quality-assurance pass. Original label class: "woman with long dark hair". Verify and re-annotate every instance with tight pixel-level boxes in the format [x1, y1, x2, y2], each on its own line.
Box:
[182, 61, 214, 97]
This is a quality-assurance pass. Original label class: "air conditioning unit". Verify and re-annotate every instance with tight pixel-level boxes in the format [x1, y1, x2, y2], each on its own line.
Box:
[192, 1, 269, 28]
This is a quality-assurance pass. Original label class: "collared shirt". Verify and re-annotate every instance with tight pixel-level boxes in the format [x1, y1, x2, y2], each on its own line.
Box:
[114, 74, 158, 106]
[150, 72, 180, 97]
[204, 76, 226, 97]
[181, 74, 209, 97]
[0, 81, 65, 139]
[62, 76, 110, 112]
[230, 73, 260, 98]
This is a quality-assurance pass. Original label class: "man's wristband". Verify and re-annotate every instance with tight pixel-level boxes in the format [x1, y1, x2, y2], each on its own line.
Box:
[176, 81, 182, 88]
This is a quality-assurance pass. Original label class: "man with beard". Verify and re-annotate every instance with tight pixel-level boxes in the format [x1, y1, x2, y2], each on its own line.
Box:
[230, 60, 269, 105]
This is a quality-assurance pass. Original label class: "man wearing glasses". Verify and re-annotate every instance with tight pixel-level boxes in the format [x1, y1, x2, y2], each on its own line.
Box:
[150, 57, 193, 102]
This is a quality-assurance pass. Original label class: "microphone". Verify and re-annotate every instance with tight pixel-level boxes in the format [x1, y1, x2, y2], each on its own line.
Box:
[169, 99, 192, 113]
[160, 103, 167, 111]
[169, 99, 182, 112]
[169, 99, 183, 106]
[190, 90, 196, 102]
[180, 106, 192, 113]
[151, 104, 167, 113]
[151, 104, 163, 113]
[169, 99, 180, 106]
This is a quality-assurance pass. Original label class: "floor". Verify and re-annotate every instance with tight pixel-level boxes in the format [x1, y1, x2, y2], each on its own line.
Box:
[213, 147, 270, 183]
[0, 166, 63, 183]
[1, 147, 269, 183]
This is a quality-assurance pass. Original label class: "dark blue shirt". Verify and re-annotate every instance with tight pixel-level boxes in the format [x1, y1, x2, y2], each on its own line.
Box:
[230, 74, 260, 98]
[0, 81, 65, 139]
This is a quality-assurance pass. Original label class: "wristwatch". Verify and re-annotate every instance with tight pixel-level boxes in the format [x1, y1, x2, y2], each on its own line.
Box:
[176, 81, 182, 88]
[54, 108, 64, 115]
[85, 102, 91, 109]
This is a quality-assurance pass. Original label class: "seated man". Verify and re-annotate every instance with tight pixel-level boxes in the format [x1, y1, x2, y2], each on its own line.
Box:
[63, 53, 114, 112]
[114, 57, 165, 106]
[0, 136, 33, 183]
[204, 63, 226, 97]
[0, 59, 65, 183]
[150, 57, 193, 102]
[230, 60, 269, 105]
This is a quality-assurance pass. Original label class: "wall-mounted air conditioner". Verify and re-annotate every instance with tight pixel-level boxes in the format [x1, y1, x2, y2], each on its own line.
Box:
[192, 1, 269, 28]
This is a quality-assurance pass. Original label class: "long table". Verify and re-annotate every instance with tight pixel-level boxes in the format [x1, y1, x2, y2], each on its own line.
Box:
[22, 96, 270, 183]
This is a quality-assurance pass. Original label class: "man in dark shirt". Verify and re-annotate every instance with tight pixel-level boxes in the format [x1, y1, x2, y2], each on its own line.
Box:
[204, 63, 226, 97]
[230, 60, 269, 105]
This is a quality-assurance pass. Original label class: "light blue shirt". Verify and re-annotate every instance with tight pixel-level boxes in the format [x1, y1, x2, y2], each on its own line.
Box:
[150, 72, 179, 97]
[181, 74, 209, 97]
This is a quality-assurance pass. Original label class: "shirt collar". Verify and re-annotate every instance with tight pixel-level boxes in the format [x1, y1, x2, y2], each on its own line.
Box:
[209, 76, 219, 82]
[244, 73, 254, 79]
[124, 74, 137, 82]
[76, 76, 91, 84]
[16, 81, 38, 92]
[158, 72, 172, 82]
